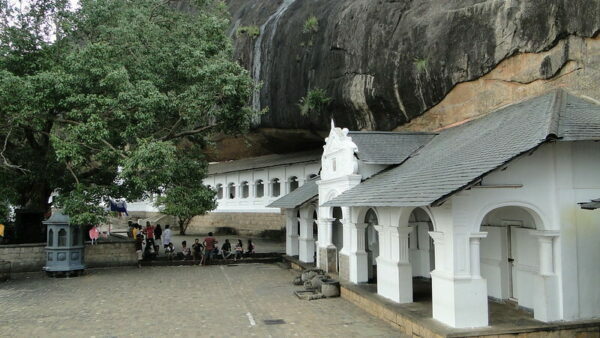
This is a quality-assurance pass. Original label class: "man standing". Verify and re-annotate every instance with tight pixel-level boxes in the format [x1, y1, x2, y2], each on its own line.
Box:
[144, 222, 155, 250]
[162, 225, 172, 250]
[203, 232, 218, 265]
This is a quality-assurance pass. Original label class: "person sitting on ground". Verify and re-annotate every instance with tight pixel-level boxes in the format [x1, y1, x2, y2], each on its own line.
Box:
[178, 240, 192, 260]
[246, 239, 255, 256]
[192, 238, 203, 263]
[165, 242, 175, 261]
[162, 224, 172, 250]
[221, 239, 233, 260]
[234, 239, 244, 261]
[202, 232, 218, 265]
[135, 234, 143, 268]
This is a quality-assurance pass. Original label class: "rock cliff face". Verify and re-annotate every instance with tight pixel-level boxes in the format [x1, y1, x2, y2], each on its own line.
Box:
[211, 0, 600, 160]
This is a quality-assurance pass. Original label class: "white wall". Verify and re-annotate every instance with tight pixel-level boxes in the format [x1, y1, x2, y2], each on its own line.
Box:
[206, 160, 320, 213]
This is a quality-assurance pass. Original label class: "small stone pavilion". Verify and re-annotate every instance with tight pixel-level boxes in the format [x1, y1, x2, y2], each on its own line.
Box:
[269, 90, 600, 328]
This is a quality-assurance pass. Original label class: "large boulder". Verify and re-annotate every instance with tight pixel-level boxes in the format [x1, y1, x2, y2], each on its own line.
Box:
[226, 0, 600, 133]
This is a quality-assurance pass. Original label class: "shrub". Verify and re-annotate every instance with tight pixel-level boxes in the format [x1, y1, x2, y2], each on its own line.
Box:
[303, 15, 319, 34]
[298, 88, 332, 117]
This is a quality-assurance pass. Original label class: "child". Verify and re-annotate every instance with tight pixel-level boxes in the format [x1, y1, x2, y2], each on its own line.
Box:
[89, 225, 100, 245]
[165, 242, 175, 261]
[178, 240, 192, 260]
[135, 234, 143, 268]
[192, 238, 203, 263]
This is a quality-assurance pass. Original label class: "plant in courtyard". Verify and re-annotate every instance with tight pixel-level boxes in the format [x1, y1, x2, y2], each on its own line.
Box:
[0, 0, 258, 229]
[303, 15, 319, 34]
[237, 25, 260, 39]
[298, 88, 332, 118]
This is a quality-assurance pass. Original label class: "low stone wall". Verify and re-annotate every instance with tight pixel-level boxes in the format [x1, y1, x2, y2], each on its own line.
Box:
[85, 241, 137, 268]
[0, 237, 137, 273]
[0, 243, 46, 273]
[187, 212, 285, 236]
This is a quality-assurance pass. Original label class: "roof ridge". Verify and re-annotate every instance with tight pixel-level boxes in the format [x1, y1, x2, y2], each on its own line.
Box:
[547, 89, 566, 139]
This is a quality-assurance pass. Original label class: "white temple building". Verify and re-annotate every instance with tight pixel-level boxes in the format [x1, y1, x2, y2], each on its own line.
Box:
[269, 90, 600, 328]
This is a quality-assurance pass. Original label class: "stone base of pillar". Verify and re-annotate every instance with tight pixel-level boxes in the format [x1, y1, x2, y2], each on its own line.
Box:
[349, 251, 368, 283]
[338, 252, 350, 281]
[286, 234, 299, 257]
[376, 258, 413, 303]
[533, 274, 560, 322]
[299, 237, 315, 263]
[319, 246, 338, 273]
[431, 272, 488, 328]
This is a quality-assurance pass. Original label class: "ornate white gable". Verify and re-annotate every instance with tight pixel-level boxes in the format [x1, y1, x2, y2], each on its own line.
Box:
[321, 120, 359, 180]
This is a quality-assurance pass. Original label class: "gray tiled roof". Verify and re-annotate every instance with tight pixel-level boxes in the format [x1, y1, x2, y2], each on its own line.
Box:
[348, 132, 436, 164]
[579, 198, 600, 210]
[208, 150, 321, 175]
[267, 177, 319, 209]
[325, 90, 600, 207]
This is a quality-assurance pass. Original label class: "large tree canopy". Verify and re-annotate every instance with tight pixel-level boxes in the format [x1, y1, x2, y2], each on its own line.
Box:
[0, 0, 257, 225]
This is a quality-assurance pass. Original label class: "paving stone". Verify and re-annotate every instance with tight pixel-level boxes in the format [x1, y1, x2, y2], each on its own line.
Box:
[0, 264, 406, 337]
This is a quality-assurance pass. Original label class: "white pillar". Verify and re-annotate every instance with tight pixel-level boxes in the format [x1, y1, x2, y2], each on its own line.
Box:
[348, 222, 368, 283]
[299, 216, 315, 263]
[531, 230, 561, 322]
[429, 230, 489, 328]
[375, 225, 414, 303]
[285, 209, 299, 257]
[318, 218, 336, 272]
[469, 232, 487, 278]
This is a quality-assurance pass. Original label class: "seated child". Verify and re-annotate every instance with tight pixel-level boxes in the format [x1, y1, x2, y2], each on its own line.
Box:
[165, 242, 175, 260]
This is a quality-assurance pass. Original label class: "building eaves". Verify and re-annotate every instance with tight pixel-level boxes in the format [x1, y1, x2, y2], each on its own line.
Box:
[267, 177, 319, 209]
[208, 150, 322, 175]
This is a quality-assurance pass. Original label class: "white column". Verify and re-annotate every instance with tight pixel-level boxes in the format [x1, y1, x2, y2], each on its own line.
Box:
[283, 180, 289, 195]
[375, 225, 414, 303]
[285, 209, 299, 257]
[347, 222, 368, 283]
[469, 232, 487, 278]
[299, 216, 315, 263]
[429, 230, 489, 328]
[530, 230, 561, 322]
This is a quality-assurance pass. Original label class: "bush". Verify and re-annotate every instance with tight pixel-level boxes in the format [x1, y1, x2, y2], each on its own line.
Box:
[298, 88, 332, 117]
[303, 15, 319, 34]
[237, 25, 260, 39]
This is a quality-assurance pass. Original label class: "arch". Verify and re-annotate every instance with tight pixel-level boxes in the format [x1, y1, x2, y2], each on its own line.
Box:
[255, 179, 264, 198]
[478, 203, 545, 310]
[474, 201, 547, 232]
[271, 178, 281, 197]
[398, 206, 437, 231]
[289, 176, 299, 192]
[227, 182, 236, 199]
[48, 228, 54, 246]
[216, 184, 223, 200]
[58, 228, 67, 247]
[240, 181, 249, 198]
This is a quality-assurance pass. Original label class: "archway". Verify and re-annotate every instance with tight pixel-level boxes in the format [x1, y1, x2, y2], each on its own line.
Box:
[408, 208, 435, 278]
[364, 208, 379, 282]
[479, 206, 540, 312]
[406, 207, 436, 303]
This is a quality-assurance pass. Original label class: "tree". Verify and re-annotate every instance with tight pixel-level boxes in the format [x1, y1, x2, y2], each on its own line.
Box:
[0, 0, 257, 226]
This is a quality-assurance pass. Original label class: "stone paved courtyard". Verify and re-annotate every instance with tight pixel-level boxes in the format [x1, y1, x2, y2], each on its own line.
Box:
[0, 263, 405, 337]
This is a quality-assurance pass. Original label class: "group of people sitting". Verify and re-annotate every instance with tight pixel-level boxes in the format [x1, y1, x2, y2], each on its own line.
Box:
[129, 220, 256, 267]
[175, 233, 256, 265]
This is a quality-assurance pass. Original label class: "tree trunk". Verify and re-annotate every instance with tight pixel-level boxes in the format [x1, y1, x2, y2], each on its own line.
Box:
[179, 218, 191, 235]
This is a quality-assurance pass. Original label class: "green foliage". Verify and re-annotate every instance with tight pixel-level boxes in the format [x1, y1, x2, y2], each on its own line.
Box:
[413, 58, 428, 74]
[237, 25, 260, 39]
[298, 88, 332, 118]
[0, 0, 258, 225]
[303, 15, 319, 34]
